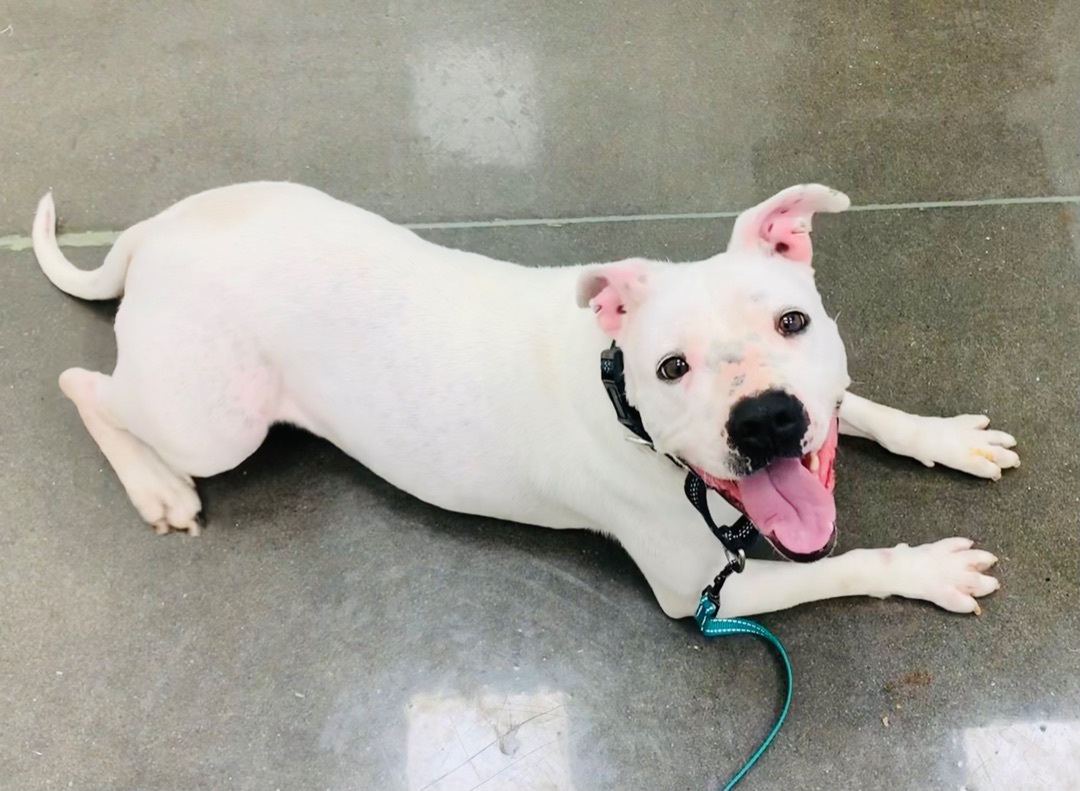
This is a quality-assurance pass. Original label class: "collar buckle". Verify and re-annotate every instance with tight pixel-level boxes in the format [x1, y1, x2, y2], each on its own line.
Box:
[600, 343, 654, 445]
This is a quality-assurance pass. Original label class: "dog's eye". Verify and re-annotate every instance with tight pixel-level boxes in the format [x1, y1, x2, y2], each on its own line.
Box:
[777, 310, 810, 336]
[656, 354, 690, 382]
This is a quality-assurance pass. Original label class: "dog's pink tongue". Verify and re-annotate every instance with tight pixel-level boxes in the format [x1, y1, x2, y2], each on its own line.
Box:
[739, 458, 835, 554]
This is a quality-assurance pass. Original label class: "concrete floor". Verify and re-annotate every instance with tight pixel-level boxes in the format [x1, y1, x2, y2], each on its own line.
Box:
[2, 3, 1079, 790]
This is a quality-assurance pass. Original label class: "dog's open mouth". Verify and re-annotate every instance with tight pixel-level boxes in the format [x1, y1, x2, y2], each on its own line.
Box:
[695, 418, 839, 561]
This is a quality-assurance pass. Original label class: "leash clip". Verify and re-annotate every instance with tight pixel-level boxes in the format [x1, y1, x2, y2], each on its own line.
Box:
[701, 547, 746, 612]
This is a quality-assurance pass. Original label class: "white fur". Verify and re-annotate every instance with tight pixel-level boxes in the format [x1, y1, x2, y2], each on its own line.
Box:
[31, 182, 1019, 618]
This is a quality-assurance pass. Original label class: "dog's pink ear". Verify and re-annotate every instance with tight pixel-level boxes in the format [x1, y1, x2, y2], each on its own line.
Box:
[727, 184, 850, 265]
[576, 259, 652, 336]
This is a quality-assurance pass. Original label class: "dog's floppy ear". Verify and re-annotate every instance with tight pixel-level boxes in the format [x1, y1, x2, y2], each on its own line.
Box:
[576, 259, 652, 336]
[727, 184, 850, 266]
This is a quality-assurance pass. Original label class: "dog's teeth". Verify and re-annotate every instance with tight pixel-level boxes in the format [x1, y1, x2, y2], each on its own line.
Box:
[808, 452, 820, 472]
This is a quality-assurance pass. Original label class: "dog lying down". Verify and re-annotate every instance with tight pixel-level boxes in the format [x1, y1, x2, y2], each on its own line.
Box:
[31, 182, 1019, 620]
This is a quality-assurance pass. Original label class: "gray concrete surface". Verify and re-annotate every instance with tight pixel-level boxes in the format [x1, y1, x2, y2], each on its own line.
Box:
[2, 3, 1079, 790]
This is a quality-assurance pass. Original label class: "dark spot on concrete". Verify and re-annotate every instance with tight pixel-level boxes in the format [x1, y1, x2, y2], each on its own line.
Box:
[900, 670, 933, 687]
[883, 669, 934, 703]
[881, 665, 933, 721]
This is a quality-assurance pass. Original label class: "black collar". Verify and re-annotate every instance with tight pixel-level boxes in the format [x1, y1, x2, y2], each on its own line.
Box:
[599, 342, 759, 561]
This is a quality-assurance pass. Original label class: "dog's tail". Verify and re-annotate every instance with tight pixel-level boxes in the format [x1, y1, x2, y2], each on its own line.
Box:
[32, 192, 141, 301]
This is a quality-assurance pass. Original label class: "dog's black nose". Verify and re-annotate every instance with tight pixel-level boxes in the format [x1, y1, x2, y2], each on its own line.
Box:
[727, 390, 809, 470]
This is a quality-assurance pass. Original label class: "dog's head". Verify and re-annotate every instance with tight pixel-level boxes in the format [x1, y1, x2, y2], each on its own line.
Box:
[577, 185, 851, 561]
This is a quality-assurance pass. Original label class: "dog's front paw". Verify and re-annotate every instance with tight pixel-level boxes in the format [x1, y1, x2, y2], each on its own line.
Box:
[888, 538, 1000, 614]
[908, 414, 1020, 480]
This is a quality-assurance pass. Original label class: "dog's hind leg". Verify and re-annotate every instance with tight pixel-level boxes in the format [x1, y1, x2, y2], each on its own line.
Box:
[59, 369, 205, 534]
[838, 392, 1020, 479]
[59, 306, 279, 534]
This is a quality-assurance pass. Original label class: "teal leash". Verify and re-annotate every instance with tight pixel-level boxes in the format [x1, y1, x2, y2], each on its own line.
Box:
[694, 594, 793, 791]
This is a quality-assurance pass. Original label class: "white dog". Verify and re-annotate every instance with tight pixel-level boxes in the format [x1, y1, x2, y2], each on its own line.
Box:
[31, 182, 1019, 620]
